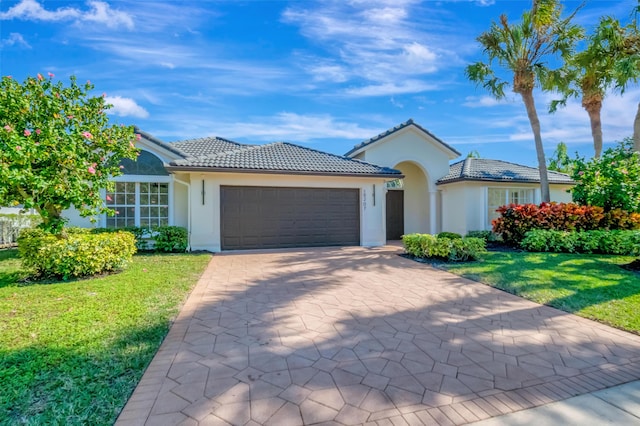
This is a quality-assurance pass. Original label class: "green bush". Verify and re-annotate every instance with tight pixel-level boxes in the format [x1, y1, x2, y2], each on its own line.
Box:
[521, 229, 640, 256]
[465, 230, 499, 242]
[154, 226, 188, 253]
[402, 233, 486, 262]
[18, 228, 136, 279]
[437, 232, 462, 240]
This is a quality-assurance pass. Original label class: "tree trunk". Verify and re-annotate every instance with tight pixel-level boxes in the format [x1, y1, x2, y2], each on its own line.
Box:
[584, 99, 603, 159]
[634, 101, 640, 153]
[520, 90, 551, 202]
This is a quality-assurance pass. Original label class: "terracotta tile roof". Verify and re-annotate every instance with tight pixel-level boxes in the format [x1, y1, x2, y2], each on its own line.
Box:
[437, 158, 574, 185]
[345, 118, 461, 157]
[168, 142, 402, 177]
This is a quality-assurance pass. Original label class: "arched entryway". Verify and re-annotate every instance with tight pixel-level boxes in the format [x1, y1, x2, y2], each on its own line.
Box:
[386, 161, 435, 239]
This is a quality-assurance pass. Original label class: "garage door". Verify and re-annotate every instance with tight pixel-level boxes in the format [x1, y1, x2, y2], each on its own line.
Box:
[220, 186, 360, 250]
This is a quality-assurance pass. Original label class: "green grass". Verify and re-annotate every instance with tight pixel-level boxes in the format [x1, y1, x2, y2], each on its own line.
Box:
[443, 251, 640, 333]
[0, 249, 211, 425]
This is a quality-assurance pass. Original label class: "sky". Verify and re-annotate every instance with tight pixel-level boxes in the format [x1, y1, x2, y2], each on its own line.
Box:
[0, 0, 638, 167]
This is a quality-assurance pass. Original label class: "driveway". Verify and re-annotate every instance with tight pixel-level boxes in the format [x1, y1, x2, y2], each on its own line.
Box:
[117, 246, 640, 425]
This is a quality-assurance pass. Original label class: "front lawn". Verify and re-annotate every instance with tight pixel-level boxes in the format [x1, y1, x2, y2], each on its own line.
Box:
[0, 249, 212, 425]
[443, 251, 640, 334]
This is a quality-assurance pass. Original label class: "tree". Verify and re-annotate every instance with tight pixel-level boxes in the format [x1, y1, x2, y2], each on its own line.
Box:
[0, 74, 139, 233]
[466, 0, 582, 202]
[571, 138, 640, 212]
[547, 141, 573, 173]
[466, 150, 481, 158]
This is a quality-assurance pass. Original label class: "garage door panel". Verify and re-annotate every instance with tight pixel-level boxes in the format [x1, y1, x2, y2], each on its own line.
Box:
[221, 186, 360, 250]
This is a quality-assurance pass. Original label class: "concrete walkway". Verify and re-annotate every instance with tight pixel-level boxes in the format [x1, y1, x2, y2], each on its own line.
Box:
[116, 245, 640, 425]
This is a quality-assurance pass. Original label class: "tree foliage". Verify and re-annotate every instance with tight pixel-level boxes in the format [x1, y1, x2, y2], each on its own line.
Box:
[571, 138, 640, 212]
[547, 141, 573, 173]
[546, 13, 640, 158]
[465, 0, 583, 202]
[0, 74, 139, 233]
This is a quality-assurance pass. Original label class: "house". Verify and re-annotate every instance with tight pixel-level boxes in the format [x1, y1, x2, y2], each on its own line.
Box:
[63, 119, 573, 251]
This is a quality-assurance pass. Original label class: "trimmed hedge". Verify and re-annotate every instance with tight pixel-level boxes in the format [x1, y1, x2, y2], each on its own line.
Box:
[492, 202, 640, 245]
[466, 230, 499, 242]
[403, 233, 486, 262]
[18, 228, 136, 279]
[437, 232, 462, 240]
[91, 226, 188, 252]
[521, 229, 640, 255]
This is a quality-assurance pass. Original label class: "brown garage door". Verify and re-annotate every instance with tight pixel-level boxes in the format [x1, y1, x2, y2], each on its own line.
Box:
[220, 186, 360, 250]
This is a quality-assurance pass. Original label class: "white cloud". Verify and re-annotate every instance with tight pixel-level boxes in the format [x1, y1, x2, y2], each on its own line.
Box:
[105, 96, 149, 118]
[463, 95, 514, 108]
[216, 113, 382, 142]
[0, 32, 31, 48]
[0, 0, 133, 29]
[345, 80, 438, 97]
[282, 1, 465, 97]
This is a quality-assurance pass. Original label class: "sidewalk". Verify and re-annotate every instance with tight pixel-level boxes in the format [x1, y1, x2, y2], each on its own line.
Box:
[471, 380, 640, 425]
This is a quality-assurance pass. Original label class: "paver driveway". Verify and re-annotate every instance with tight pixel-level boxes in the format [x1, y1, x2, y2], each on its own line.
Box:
[117, 245, 640, 425]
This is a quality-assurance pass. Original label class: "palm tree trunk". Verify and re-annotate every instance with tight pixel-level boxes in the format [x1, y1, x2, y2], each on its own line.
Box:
[520, 90, 551, 202]
[634, 102, 640, 153]
[585, 101, 603, 158]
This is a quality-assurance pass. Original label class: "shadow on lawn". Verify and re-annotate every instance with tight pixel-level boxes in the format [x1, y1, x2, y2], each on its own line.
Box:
[1, 322, 171, 425]
[123, 246, 640, 425]
[449, 251, 640, 318]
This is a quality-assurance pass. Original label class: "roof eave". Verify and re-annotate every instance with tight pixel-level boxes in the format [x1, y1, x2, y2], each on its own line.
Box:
[436, 177, 575, 186]
[166, 165, 404, 179]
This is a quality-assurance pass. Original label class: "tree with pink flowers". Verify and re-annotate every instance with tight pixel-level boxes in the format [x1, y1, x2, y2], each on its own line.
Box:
[0, 74, 138, 233]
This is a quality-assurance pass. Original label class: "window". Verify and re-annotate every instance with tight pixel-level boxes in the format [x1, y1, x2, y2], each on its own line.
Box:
[106, 182, 169, 228]
[487, 188, 534, 228]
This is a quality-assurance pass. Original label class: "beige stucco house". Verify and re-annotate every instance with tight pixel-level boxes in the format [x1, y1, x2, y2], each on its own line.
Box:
[60, 119, 573, 252]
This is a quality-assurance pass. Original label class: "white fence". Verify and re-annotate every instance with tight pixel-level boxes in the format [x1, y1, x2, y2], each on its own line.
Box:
[0, 215, 39, 246]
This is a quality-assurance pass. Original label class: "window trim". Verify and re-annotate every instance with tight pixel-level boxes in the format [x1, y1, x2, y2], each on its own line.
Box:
[486, 187, 535, 229]
[102, 175, 174, 228]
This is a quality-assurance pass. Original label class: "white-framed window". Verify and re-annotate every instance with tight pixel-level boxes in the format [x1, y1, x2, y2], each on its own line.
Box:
[105, 180, 171, 228]
[487, 187, 535, 228]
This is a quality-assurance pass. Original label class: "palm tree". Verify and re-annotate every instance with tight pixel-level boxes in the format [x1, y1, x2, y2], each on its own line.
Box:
[547, 12, 640, 158]
[466, 0, 582, 202]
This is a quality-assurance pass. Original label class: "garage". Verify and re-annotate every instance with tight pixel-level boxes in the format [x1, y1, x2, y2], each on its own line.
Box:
[220, 186, 360, 250]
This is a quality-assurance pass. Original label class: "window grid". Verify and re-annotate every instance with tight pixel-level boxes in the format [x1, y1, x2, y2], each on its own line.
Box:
[105, 182, 169, 229]
[487, 188, 534, 228]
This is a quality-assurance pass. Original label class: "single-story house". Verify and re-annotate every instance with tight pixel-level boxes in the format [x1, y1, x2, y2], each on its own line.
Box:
[57, 119, 573, 251]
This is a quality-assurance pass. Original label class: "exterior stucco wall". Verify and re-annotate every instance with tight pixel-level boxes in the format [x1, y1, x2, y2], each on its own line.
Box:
[353, 127, 456, 188]
[394, 161, 429, 234]
[440, 181, 575, 235]
[173, 180, 189, 228]
[175, 172, 388, 252]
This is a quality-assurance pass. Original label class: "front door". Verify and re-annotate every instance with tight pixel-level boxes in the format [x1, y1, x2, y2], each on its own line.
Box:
[386, 190, 404, 240]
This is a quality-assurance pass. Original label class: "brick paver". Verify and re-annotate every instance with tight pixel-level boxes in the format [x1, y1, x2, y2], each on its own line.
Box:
[116, 245, 640, 425]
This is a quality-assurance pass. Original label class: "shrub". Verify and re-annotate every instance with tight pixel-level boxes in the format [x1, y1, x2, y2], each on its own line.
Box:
[402, 233, 486, 262]
[492, 202, 640, 245]
[154, 226, 188, 253]
[437, 232, 462, 240]
[521, 229, 640, 256]
[18, 228, 136, 279]
[465, 230, 499, 242]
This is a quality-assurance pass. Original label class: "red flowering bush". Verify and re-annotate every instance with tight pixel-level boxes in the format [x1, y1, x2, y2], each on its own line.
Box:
[492, 202, 639, 245]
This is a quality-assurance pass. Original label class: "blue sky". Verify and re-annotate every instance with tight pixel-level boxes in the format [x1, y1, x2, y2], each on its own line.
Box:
[1, 0, 638, 166]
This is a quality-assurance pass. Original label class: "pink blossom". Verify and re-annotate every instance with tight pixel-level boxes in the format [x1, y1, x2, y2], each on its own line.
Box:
[621, 169, 628, 175]
[15, 145, 21, 151]
[115, 210, 120, 215]
[67, 115, 73, 119]
[48, 72, 54, 78]
[82, 131, 93, 139]
[37, 73, 43, 81]
[86, 80, 91, 85]
[6, 76, 11, 79]
[106, 195, 112, 201]
[34, 142, 40, 146]
[3, 125, 12, 132]
[578, 171, 584, 176]
[129, 141, 135, 148]
[88, 166, 96, 174]
[136, 134, 141, 141]
[24, 129, 31, 136]
[102, 92, 106, 98]
[35, 128, 41, 135]
[119, 165, 124, 169]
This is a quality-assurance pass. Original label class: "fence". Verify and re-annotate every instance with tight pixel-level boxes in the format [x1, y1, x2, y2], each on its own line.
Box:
[0, 215, 39, 246]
